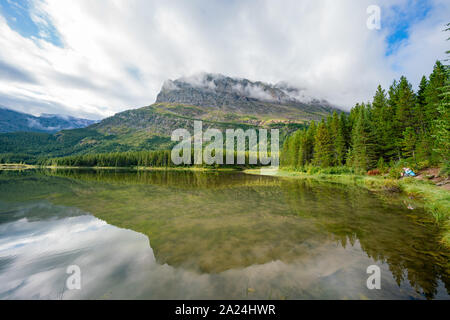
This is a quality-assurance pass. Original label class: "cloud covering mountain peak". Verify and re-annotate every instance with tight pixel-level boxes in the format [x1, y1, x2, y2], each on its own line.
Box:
[160, 73, 326, 105]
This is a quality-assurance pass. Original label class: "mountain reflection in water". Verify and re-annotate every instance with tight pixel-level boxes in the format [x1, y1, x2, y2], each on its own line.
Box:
[0, 169, 448, 299]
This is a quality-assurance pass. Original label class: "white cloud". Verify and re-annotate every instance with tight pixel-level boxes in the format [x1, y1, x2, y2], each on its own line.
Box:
[232, 82, 274, 102]
[0, 0, 448, 119]
[178, 73, 219, 90]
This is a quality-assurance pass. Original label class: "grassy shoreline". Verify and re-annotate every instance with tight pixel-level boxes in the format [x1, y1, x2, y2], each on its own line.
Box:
[0, 163, 37, 170]
[245, 168, 450, 247]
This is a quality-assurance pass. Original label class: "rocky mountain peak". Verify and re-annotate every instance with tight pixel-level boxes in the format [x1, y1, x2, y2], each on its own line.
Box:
[156, 73, 331, 108]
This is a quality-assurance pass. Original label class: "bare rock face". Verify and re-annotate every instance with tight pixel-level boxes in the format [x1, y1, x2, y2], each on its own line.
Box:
[156, 73, 337, 116]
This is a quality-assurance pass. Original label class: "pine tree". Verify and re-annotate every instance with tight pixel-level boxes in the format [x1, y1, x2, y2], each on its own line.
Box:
[381, 80, 400, 161]
[313, 119, 333, 167]
[280, 136, 291, 167]
[416, 76, 428, 132]
[402, 127, 417, 160]
[328, 111, 346, 166]
[336, 115, 347, 165]
[415, 76, 432, 161]
[350, 105, 377, 170]
[304, 120, 316, 165]
[395, 76, 417, 156]
[371, 85, 389, 160]
[425, 61, 447, 124]
[290, 130, 302, 168]
[339, 112, 350, 160]
[432, 33, 450, 164]
[297, 130, 308, 168]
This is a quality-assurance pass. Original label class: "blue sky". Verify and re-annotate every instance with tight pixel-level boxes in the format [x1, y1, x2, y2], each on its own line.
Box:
[0, 0, 448, 119]
[0, 0, 61, 46]
[383, 0, 434, 56]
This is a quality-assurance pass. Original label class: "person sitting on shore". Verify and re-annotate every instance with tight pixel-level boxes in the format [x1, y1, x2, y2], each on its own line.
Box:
[401, 167, 416, 177]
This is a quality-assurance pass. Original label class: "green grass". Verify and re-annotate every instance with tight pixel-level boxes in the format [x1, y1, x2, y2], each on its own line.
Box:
[399, 178, 450, 221]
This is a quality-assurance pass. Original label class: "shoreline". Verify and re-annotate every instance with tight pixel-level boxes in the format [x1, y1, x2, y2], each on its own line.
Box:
[0, 163, 37, 170]
[0, 163, 242, 172]
[244, 167, 450, 248]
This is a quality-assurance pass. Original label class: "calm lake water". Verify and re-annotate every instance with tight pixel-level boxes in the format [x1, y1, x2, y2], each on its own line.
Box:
[0, 169, 448, 300]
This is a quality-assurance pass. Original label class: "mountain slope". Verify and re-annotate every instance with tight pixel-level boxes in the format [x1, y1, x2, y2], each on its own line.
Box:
[0, 107, 97, 133]
[0, 74, 342, 163]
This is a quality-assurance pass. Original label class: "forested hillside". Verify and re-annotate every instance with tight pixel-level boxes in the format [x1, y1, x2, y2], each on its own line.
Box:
[43, 149, 274, 168]
[0, 107, 303, 164]
[281, 61, 449, 174]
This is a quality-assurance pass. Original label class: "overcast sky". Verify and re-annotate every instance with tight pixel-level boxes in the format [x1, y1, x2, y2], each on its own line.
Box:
[0, 0, 448, 120]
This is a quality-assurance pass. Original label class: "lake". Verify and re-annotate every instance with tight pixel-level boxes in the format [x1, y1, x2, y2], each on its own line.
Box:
[0, 169, 448, 299]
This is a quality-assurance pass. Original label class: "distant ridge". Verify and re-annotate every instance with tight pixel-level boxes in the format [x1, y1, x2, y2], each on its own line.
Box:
[0, 107, 97, 133]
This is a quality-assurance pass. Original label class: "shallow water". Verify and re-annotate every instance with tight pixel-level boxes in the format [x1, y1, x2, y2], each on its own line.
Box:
[0, 169, 448, 299]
